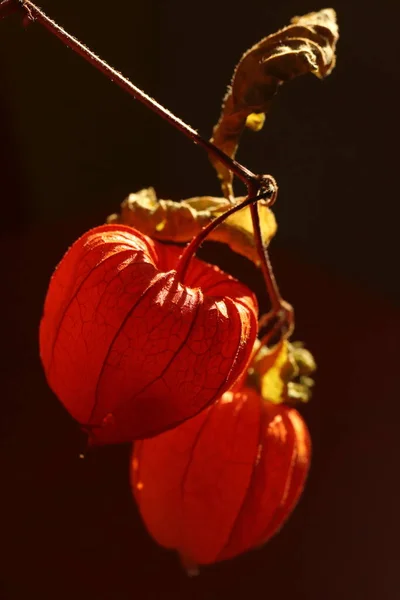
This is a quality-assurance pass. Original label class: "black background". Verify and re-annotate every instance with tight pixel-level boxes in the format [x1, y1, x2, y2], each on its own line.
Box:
[1, 1, 399, 599]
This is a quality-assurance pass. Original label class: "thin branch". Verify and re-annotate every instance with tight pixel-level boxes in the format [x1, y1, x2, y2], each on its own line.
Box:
[248, 180, 295, 344]
[0, 0, 295, 340]
[176, 184, 275, 283]
[0, 0, 257, 193]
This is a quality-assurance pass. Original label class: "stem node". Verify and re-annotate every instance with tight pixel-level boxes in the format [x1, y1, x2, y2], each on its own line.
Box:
[0, 0, 295, 340]
[175, 187, 274, 283]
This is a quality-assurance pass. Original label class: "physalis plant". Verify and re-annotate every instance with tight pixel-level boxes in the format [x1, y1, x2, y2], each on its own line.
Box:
[1, 1, 338, 572]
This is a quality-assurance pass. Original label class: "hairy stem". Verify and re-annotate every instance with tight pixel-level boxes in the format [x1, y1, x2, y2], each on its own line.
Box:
[248, 178, 295, 345]
[1, 0, 257, 193]
[176, 182, 275, 282]
[0, 0, 295, 338]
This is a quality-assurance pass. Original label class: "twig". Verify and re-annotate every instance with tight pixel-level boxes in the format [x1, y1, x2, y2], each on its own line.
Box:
[0, 0, 257, 194]
[0, 0, 294, 341]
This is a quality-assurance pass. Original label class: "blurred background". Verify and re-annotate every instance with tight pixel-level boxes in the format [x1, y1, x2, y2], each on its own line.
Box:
[0, 1, 399, 599]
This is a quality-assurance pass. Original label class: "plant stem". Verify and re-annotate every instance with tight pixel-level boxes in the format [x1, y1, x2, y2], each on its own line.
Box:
[1, 0, 257, 194]
[176, 183, 275, 282]
[250, 208, 281, 313]
[247, 178, 283, 311]
[256, 303, 294, 353]
[0, 0, 295, 338]
[248, 178, 295, 345]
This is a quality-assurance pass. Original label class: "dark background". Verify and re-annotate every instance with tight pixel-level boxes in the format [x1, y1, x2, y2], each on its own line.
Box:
[1, 1, 399, 599]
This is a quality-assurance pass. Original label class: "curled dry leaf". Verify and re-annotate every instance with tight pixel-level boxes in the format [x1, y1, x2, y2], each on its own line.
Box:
[210, 8, 339, 198]
[107, 187, 277, 265]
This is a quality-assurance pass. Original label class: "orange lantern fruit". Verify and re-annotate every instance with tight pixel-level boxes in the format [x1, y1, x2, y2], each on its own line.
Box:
[39, 224, 258, 444]
[131, 341, 314, 567]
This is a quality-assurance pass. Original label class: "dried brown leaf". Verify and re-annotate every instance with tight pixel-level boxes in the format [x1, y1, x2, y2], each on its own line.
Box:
[210, 8, 339, 198]
[107, 187, 277, 265]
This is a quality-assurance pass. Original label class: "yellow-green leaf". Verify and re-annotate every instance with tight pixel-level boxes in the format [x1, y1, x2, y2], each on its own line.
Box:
[107, 187, 277, 265]
[249, 340, 317, 404]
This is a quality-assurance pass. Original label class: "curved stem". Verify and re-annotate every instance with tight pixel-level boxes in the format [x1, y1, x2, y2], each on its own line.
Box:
[0, 0, 295, 341]
[248, 183, 282, 313]
[248, 178, 295, 344]
[0, 0, 257, 190]
[255, 302, 294, 357]
[175, 185, 275, 282]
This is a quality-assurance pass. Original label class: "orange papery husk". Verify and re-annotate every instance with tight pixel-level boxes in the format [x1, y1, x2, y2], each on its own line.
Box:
[132, 386, 311, 565]
[39, 224, 258, 444]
